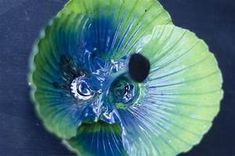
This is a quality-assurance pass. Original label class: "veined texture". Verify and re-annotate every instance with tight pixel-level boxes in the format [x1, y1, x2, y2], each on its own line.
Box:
[28, 0, 223, 156]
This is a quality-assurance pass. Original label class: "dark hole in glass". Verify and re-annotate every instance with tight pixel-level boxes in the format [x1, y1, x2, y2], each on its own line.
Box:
[128, 53, 150, 83]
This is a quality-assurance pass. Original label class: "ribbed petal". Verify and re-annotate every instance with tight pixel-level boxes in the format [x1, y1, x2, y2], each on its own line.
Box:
[118, 25, 223, 156]
[64, 122, 127, 156]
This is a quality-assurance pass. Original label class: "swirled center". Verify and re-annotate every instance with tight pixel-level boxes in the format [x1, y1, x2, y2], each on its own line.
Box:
[70, 77, 95, 101]
[109, 76, 139, 109]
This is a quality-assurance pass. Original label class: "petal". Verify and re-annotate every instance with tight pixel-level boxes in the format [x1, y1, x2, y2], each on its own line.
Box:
[29, 14, 99, 139]
[62, 0, 172, 59]
[118, 25, 223, 155]
[64, 122, 127, 156]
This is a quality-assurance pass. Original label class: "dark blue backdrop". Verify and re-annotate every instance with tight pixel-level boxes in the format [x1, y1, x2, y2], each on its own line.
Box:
[0, 0, 234, 155]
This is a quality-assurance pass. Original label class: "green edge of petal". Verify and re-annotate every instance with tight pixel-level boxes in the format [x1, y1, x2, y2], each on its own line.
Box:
[28, 15, 78, 139]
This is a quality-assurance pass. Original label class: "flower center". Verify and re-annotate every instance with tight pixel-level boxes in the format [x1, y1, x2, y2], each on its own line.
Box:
[109, 76, 139, 109]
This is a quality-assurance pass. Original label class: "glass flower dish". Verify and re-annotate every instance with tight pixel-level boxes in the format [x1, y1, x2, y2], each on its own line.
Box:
[28, 0, 223, 155]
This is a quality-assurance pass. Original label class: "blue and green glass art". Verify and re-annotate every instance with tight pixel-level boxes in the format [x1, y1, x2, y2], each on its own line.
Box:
[28, 0, 223, 155]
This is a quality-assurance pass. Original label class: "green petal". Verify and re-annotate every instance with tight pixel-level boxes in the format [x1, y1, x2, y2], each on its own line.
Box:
[62, 0, 173, 59]
[63, 0, 172, 25]
[118, 25, 223, 155]
[64, 122, 128, 156]
[29, 14, 83, 139]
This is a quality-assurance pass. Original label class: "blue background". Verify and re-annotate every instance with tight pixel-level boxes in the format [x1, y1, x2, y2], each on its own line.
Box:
[0, 0, 234, 155]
